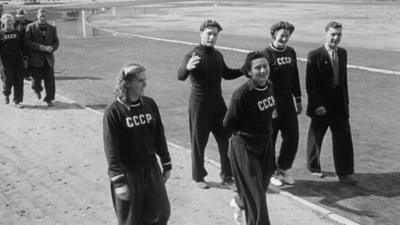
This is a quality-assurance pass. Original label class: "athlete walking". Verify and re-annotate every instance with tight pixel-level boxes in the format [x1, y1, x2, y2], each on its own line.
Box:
[0, 14, 24, 108]
[177, 19, 242, 189]
[224, 52, 275, 225]
[261, 21, 302, 186]
[103, 63, 172, 225]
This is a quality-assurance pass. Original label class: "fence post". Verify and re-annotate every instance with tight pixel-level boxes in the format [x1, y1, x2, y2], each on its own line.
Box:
[81, 9, 86, 38]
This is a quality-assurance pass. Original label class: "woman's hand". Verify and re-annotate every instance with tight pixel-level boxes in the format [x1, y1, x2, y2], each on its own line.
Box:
[114, 184, 130, 201]
[162, 170, 171, 183]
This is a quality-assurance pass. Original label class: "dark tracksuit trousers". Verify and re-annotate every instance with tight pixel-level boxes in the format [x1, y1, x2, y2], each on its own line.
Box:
[272, 93, 299, 170]
[1, 54, 24, 103]
[307, 88, 354, 176]
[189, 98, 232, 182]
[229, 135, 275, 225]
[31, 61, 55, 102]
[111, 163, 170, 225]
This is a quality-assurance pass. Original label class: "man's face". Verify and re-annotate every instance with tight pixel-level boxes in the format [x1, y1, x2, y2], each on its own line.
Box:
[127, 71, 147, 98]
[249, 57, 270, 86]
[200, 27, 219, 47]
[273, 29, 291, 47]
[325, 27, 342, 48]
[37, 11, 48, 23]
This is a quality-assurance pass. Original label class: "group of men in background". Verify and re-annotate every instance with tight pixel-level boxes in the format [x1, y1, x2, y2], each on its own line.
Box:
[0, 6, 59, 108]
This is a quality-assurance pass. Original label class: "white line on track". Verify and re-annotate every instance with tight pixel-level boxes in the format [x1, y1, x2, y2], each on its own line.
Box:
[52, 89, 360, 225]
[87, 23, 400, 76]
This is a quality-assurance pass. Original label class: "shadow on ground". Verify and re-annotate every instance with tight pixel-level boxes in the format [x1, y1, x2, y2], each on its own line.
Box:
[281, 172, 400, 218]
[55, 76, 102, 81]
[22, 101, 80, 110]
[84, 104, 108, 110]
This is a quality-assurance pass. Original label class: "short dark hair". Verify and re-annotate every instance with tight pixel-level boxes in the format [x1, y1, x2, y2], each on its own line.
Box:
[200, 19, 223, 32]
[270, 21, 295, 39]
[241, 51, 267, 77]
[37, 8, 48, 14]
[325, 21, 342, 32]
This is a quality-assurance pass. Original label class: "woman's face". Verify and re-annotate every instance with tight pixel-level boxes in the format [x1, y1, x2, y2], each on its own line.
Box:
[249, 57, 270, 87]
[273, 29, 291, 48]
[126, 71, 147, 98]
[3, 17, 14, 30]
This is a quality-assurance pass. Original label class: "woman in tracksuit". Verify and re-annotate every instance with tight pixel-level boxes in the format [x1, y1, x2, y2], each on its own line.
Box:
[103, 63, 172, 225]
[0, 14, 24, 108]
[224, 52, 276, 225]
[261, 21, 302, 185]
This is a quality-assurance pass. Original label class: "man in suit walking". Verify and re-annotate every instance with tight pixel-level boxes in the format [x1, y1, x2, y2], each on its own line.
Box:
[305, 21, 356, 185]
[14, 9, 32, 81]
[25, 8, 59, 107]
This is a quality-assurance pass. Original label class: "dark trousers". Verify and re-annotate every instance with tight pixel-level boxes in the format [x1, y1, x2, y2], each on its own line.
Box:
[189, 99, 232, 181]
[306, 90, 354, 176]
[111, 163, 170, 225]
[272, 95, 299, 170]
[1, 54, 24, 103]
[229, 136, 274, 225]
[31, 64, 55, 102]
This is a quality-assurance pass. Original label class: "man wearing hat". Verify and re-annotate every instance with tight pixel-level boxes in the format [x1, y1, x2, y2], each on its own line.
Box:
[25, 8, 59, 107]
[14, 8, 32, 80]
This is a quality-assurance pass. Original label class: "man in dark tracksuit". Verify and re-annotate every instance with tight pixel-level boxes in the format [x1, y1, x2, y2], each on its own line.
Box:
[224, 52, 275, 225]
[0, 13, 24, 108]
[25, 8, 59, 107]
[14, 9, 32, 80]
[103, 63, 172, 225]
[261, 21, 302, 186]
[306, 21, 356, 185]
[177, 19, 242, 189]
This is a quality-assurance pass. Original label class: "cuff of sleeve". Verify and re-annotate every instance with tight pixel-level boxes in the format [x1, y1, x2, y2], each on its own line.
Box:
[295, 97, 302, 103]
[110, 174, 127, 188]
[162, 161, 172, 171]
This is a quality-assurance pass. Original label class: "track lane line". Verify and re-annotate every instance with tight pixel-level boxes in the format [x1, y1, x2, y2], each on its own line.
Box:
[86, 22, 400, 76]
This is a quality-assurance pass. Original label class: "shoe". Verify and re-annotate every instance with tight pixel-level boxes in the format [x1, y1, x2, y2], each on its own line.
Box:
[270, 176, 283, 186]
[5, 96, 9, 104]
[275, 169, 295, 185]
[229, 198, 244, 225]
[14, 102, 23, 109]
[311, 172, 324, 178]
[196, 180, 210, 189]
[36, 92, 41, 100]
[222, 178, 238, 192]
[338, 174, 358, 185]
[46, 101, 53, 107]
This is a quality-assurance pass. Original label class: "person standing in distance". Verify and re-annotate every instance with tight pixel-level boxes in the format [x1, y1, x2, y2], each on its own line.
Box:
[25, 8, 59, 107]
[0, 14, 25, 108]
[177, 19, 242, 189]
[261, 21, 302, 186]
[103, 63, 172, 225]
[14, 9, 32, 81]
[306, 21, 356, 185]
[224, 52, 275, 225]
